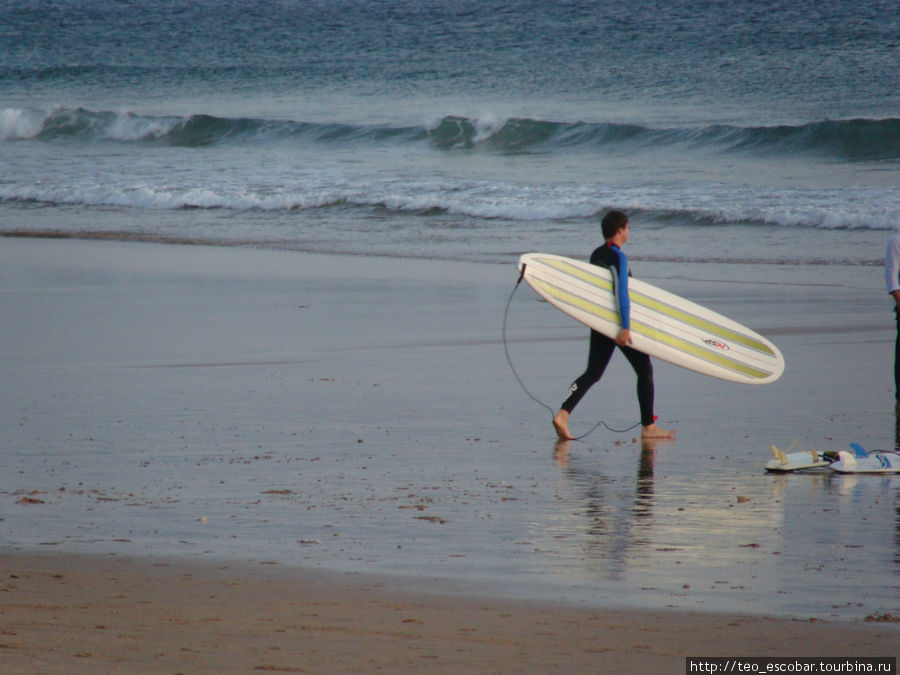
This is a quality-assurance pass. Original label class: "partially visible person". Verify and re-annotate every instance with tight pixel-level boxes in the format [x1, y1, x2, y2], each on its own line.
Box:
[884, 231, 900, 402]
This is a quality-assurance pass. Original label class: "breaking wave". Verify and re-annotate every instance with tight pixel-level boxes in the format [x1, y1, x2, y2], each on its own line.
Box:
[3, 107, 898, 161]
[2, 181, 897, 232]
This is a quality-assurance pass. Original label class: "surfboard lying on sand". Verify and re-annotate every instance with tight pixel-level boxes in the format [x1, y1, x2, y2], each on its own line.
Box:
[765, 444, 837, 472]
[518, 253, 784, 385]
[763, 442, 900, 473]
[830, 443, 900, 474]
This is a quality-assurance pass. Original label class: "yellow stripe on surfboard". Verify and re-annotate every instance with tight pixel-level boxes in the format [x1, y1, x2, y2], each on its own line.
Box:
[529, 277, 774, 381]
[537, 256, 775, 357]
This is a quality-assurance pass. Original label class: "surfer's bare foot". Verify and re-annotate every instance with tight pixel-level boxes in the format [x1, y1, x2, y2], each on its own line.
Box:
[641, 423, 675, 439]
[553, 410, 575, 440]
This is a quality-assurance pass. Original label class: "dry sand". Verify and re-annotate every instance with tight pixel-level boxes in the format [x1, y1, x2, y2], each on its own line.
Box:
[2, 551, 897, 674]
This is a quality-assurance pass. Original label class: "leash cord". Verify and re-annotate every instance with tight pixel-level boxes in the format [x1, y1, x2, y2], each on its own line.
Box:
[502, 269, 641, 440]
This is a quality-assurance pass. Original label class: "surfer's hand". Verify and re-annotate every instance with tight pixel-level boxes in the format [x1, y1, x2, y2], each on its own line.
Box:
[615, 329, 632, 346]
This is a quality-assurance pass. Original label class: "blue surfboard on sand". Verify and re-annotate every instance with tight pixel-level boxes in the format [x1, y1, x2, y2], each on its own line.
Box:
[830, 444, 900, 474]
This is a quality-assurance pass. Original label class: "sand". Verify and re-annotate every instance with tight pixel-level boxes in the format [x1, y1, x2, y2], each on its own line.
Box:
[2, 551, 897, 674]
[1, 236, 898, 672]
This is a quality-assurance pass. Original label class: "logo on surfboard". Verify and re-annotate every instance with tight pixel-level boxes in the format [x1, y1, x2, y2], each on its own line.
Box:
[702, 338, 730, 351]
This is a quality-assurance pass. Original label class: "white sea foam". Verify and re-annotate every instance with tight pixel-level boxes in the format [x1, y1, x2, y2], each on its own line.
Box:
[1, 175, 896, 234]
[0, 108, 43, 140]
[104, 111, 179, 141]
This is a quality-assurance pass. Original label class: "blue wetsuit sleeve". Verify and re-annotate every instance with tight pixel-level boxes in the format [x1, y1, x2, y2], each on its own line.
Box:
[613, 248, 630, 329]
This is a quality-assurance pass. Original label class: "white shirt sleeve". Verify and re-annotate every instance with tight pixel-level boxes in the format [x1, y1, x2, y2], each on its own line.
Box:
[885, 234, 900, 294]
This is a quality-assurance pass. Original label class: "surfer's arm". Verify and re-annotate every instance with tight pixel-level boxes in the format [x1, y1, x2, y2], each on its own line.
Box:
[612, 249, 632, 345]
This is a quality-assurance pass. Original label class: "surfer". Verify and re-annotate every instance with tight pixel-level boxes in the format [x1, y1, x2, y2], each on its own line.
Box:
[552, 210, 675, 441]
[885, 231, 900, 402]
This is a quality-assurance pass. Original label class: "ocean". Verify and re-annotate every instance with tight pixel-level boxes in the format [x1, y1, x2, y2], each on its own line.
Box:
[2, 0, 898, 265]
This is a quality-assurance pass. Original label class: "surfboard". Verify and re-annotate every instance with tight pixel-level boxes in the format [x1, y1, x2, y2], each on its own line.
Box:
[829, 443, 900, 474]
[518, 253, 785, 384]
[765, 444, 837, 472]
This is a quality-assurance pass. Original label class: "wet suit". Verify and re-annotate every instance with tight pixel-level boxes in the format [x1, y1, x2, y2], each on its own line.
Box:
[559, 243, 655, 426]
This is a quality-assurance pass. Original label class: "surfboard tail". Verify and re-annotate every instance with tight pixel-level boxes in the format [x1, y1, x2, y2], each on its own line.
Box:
[837, 450, 859, 469]
[516, 260, 527, 281]
[765, 441, 834, 472]
[769, 445, 787, 466]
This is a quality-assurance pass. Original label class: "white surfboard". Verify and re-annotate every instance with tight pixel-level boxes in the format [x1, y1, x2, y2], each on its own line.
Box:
[518, 253, 784, 384]
[829, 444, 900, 474]
[765, 444, 837, 472]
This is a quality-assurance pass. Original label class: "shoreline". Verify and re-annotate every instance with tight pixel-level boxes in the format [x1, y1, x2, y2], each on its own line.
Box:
[0, 229, 885, 268]
[2, 550, 897, 673]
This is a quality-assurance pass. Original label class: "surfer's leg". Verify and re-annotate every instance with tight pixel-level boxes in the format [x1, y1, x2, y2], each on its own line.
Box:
[554, 331, 615, 439]
[620, 348, 675, 439]
[620, 346, 655, 425]
[561, 331, 615, 413]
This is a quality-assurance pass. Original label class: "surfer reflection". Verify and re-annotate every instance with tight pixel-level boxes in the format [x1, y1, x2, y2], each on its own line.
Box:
[552, 439, 659, 580]
[635, 439, 656, 520]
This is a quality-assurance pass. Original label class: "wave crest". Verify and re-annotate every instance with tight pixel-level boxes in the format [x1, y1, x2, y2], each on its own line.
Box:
[3, 107, 898, 160]
[426, 115, 900, 160]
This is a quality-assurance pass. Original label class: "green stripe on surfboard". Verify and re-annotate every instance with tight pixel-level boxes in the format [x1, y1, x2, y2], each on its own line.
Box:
[529, 277, 774, 381]
[537, 256, 775, 357]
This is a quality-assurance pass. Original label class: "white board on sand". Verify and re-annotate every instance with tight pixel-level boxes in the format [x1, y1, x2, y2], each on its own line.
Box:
[830, 444, 900, 474]
[765, 444, 837, 472]
[518, 253, 785, 385]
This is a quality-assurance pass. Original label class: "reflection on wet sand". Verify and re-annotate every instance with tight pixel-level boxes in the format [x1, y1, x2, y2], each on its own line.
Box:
[551, 438, 667, 582]
[547, 428, 900, 617]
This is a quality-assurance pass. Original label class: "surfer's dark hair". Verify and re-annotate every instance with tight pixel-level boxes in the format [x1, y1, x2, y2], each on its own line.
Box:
[601, 210, 629, 240]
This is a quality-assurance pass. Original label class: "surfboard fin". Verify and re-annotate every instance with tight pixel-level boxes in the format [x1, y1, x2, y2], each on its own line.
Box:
[766, 441, 836, 472]
[849, 442, 868, 458]
[769, 445, 788, 466]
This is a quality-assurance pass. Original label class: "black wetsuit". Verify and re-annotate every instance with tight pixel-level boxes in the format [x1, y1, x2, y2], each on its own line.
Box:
[559, 243, 655, 426]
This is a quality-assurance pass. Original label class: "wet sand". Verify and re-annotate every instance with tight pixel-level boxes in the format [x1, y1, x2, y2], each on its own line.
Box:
[1, 236, 898, 670]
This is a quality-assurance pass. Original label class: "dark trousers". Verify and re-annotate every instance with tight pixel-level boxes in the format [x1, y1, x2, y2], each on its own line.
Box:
[560, 330, 655, 426]
[895, 308, 900, 401]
